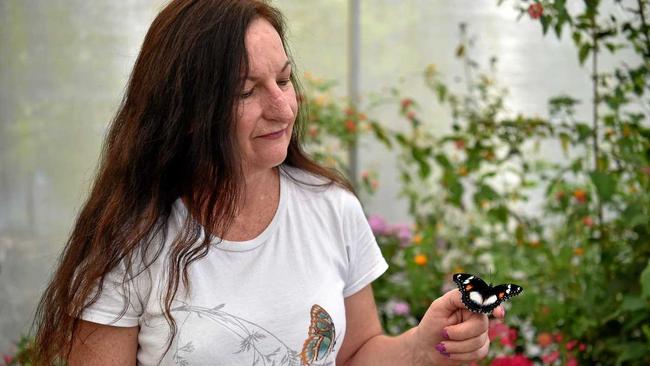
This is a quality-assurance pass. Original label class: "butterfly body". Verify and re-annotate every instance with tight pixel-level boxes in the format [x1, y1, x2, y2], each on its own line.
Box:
[453, 273, 523, 314]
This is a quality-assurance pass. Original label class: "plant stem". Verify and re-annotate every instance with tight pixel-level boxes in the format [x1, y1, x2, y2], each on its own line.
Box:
[637, 0, 650, 57]
[590, 7, 605, 229]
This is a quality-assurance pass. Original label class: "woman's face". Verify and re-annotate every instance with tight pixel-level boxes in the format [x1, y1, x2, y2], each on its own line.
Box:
[237, 18, 297, 176]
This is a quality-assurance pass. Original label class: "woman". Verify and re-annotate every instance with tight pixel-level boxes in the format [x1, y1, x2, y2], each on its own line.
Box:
[34, 0, 504, 364]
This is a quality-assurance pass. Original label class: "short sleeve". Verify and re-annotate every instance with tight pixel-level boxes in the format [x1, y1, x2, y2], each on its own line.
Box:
[80, 260, 152, 327]
[340, 192, 389, 297]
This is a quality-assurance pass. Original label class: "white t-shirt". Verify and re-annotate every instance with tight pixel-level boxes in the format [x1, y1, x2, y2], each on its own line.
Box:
[81, 165, 388, 365]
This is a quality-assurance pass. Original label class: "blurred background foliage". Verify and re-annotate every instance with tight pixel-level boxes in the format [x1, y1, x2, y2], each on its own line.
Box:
[2, 0, 649, 365]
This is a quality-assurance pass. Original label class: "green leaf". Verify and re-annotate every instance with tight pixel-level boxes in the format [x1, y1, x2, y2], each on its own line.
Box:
[559, 132, 571, 154]
[616, 342, 648, 365]
[579, 43, 591, 65]
[435, 154, 452, 169]
[621, 294, 649, 311]
[370, 122, 392, 148]
[589, 171, 617, 202]
[575, 123, 592, 141]
[540, 15, 551, 35]
[487, 206, 508, 225]
[641, 259, 650, 299]
[572, 31, 582, 46]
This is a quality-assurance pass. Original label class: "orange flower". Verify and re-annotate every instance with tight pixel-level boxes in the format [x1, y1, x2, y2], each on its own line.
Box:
[582, 216, 593, 227]
[414, 254, 428, 266]
[537, 332, 553, 348]
[574, 247, 585, 256]
[412, 233, 423, 245]
[345, 119, 356, 133]
[573, 189, 588, 203]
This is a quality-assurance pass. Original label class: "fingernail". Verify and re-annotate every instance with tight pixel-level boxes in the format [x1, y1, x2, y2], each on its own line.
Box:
[441, 329, 450, 340]
[441, 351, 451, 358]
[435, 343, 446, 354]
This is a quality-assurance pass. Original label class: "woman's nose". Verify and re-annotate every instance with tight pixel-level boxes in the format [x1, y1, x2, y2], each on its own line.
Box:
[263, 87, 294, 122]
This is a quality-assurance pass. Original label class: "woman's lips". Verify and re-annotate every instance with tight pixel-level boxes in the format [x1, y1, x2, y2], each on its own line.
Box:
[258, 128, 286, 139]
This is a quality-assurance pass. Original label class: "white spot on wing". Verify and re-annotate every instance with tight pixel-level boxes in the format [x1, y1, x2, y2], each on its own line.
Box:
[469, 291, 483, 305]
[483, 295, 497, 305]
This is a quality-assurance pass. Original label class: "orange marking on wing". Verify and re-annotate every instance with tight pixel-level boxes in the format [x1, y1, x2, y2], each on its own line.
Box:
[465, 284, 473, 291]
[498, 292, 506, 299]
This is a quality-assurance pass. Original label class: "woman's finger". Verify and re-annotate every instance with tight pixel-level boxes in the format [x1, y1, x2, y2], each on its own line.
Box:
[492, 305, 506, 319]
[446, 334, 490, 362]
[436, 332, 488, 355]
[443, 313, 488, 341]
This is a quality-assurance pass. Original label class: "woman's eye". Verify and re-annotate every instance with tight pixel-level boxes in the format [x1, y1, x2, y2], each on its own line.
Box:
[277, 78, 291, 87]
[240, 89, 254, 99]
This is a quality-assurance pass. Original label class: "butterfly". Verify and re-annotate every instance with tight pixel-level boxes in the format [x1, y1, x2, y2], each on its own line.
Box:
[300, 304, 336, 365]
[453, 273, 523, 314]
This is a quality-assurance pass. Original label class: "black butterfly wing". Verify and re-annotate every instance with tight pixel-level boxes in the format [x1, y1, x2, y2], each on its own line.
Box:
[453, 273, 493, 313]
[453, 273, 523, 314]
[491, 283, 523, 303]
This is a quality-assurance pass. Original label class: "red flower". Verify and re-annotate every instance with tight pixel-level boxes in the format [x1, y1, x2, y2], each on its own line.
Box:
[401, 98, 413, 109]
[566, 357, 578, 366]
[489, 320, 517, 348]
[406, 111, 417, 121]
[528, 3, 543, 19]
[566, 339, 578, 351]
[489, 321, 510, 341]
[491, 354, 533, 366]
[542, 351, 560, 364]
[2, 354, 12, 365]
[579, 343, 586, 352]
[554, 332, 564, 343]
[345, 119, 356, 133]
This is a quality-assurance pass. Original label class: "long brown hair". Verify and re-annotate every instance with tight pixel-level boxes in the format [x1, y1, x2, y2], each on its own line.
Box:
[33, 0, 351, 363]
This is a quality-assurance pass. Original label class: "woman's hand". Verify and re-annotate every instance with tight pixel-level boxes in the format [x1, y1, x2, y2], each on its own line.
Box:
[409, 290, 505, 365]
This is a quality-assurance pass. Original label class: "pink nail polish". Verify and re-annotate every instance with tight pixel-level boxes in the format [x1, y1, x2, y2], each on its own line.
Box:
[435, 343, 446, 353]
[442, 329, 450, 340]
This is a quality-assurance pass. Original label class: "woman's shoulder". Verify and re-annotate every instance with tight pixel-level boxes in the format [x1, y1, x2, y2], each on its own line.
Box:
[280, 164, 360, 210]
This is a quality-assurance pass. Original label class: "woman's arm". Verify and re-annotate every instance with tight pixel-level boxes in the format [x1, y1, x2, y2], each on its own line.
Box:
[336, 285, 504, 366]
[68, 320, 138, 366]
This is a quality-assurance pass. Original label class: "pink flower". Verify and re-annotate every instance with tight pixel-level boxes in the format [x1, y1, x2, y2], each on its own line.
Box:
[566, 340, 578, 351]
[554, 332, 564, 343]
[527, 3, 543, 19]
[390, 223, 412, 247]
[489, 320, 510, 341]
[3, 354, 13, 365]
[491, 354, 533, 366]
[392, 301, 411, 316]
[542, 351, 560, 364]
[500, 328, 518, 348]
[488, 320, 517, 348]
[579, 343, 586, 352]
[566, 358, 578, 366]
[368, 215, 388, 235]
